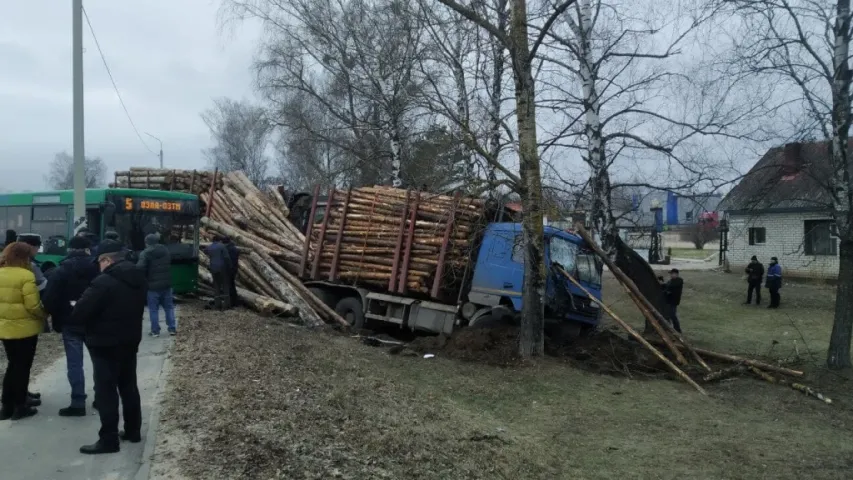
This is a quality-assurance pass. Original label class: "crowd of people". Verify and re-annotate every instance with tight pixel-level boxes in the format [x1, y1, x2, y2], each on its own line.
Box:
[0, 227, 181, 455]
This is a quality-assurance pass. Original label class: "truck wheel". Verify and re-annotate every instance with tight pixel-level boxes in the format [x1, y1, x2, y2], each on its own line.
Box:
[335, 297, 365, 330]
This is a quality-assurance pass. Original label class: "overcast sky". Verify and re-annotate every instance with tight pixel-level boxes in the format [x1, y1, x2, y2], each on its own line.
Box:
[0, 0, 261, 192]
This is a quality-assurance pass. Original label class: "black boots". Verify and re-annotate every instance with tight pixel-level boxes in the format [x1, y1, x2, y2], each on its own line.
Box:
[11, 405, 38, 420]
[59, 406, 87, 417]
[79, 441, 120, 455]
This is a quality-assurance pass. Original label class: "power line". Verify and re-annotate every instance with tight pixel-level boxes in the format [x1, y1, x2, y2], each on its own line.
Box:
[81, 5, 155, 155]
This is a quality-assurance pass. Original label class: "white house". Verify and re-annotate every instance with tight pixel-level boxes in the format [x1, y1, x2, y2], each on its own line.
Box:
[719, 142, 839, 279]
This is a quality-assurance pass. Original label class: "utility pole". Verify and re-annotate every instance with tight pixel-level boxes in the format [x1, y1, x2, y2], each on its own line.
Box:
[145, 133, 163, 168]
[72, 0, 86, 233]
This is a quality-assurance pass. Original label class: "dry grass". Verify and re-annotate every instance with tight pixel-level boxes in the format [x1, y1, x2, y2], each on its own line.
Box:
[154, 272, 853, 480]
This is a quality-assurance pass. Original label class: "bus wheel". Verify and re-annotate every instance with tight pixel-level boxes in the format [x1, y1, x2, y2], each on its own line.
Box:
[334, 297, 365, 330]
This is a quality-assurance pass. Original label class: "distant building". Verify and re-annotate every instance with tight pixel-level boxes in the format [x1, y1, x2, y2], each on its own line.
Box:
[719, 141, 839, 279]
[615, 190, 722, 229]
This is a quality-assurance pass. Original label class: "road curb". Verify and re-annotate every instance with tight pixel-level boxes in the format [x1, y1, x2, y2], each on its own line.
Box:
[134, 338, 174, 480]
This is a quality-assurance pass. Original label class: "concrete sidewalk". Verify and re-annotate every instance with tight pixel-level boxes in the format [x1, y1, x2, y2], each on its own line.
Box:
[0, 310, 174, 480]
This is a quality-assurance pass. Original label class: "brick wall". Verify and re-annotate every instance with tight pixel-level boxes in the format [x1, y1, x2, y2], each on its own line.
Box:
[727, 212, 838, 279]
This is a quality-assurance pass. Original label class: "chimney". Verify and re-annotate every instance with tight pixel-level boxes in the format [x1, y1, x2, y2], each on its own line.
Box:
[782, 142, 803, 175]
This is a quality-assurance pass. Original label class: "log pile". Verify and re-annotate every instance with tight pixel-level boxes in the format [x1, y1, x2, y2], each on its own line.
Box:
[111, 168, 223, 196]
[304, 186, 488, 300]
[197, 171, 345, 327]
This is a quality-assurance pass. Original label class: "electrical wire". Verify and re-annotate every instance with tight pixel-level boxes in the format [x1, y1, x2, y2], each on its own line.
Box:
[81, 5, 155, 155]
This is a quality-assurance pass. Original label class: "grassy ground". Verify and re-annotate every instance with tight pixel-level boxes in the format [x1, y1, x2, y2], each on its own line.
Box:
[669, 247, 715, 261]
[155, 273, 853, 480]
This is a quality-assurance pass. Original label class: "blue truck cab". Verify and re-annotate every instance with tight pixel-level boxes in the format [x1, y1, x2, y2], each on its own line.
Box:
[468, 223, 603, 328]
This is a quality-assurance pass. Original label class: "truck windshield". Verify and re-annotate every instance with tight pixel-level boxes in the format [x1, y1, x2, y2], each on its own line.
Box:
[576, 253, 602, 287]
[549, 236, 578, 272]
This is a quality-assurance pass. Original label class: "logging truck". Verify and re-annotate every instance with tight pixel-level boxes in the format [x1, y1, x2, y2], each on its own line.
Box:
[294, 187, 603, 336]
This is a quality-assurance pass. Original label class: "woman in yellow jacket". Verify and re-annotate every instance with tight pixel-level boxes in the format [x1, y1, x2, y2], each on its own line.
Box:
[0, 242, 46, 420]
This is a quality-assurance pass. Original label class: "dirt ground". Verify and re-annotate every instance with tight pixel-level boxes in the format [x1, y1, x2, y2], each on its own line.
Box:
[153, 272, 853, 479]
[0, 331, 64, 379]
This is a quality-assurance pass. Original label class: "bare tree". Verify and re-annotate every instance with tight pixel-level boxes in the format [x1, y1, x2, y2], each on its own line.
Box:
[201, 97, 272, 186]
[721, 0, 853, 369]
[434, 0, 578, 357]
[416, 0, 513, 193]
[537, 0, 755, 250]
[224, 0, 428, 188]
[45, 151, 106, 190]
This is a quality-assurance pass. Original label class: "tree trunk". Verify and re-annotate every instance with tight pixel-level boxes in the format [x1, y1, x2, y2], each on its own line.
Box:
[486, 0, 508, 189]
[827, 0, 853, 370]
[511, 0, 547, 358]
[828, 239, 853, 368]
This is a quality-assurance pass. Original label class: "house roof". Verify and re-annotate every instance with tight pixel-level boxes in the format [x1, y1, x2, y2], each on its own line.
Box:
[719, 140, 841, 213]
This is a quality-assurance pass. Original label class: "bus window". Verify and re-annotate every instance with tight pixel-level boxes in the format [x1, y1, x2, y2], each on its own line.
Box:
[6, 206, 30, 232]
[110, 210, 198, 258]
[32, 206, 70, 256]
[576, 252, 602, 287]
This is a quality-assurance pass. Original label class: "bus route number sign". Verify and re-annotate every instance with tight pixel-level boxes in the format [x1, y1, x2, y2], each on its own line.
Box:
[123, 198, 185, 213]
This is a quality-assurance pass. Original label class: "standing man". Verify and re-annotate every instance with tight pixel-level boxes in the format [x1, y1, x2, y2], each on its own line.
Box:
[766, 257, 782, 309]
[744, 255, 765, 306]
[43, 236, 99, 416]
[17, 235, 48, 333]
[204, 236, 232, 311]
[137, 233, 176, 337]
[661, 268, 684, 333]
[222, 236, 239, 308]
[69, 240, 146, 454]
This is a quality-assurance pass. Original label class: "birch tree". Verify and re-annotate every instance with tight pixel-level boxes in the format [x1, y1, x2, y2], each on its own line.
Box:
[538, 0, 747, 250]
[223, 0, 426, 188]
[721, 0, 853, 369]
[435, 0, 578, 357]
[417, 0, 512, 193]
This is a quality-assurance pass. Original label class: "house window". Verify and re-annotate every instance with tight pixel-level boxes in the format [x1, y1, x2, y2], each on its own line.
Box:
[748, 227, 766, 245]
[685, 211, 693, 222]
[804, 220, 837, 256]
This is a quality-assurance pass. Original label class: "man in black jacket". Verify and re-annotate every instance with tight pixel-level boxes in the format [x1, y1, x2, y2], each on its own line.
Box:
[744, 255, 764, 305]
[43, 236, 100, 416]
[69, 240, 147, 454]
[660, 268, 684, 333]
[137, 233, 176, 336]
[222, 236, 240, 308]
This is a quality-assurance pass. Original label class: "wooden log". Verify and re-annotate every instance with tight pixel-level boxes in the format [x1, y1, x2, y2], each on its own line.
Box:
[747, 367, 832, 404]
[562, 271, 706, 395]
[248, 252, 325, 327]
[201, 217, 289, 258]
[702, 365, 747, 383]
[573, 225, 696, 369]
[647, 339, 805, 377]
[236, 287, 299, 317]
[254, 250, 350, 328]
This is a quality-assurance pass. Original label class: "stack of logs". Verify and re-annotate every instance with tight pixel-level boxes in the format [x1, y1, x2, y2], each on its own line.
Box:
[111, 168, 224, 196]
[198, 171, 346, 328]
[305, 186, 487, 299]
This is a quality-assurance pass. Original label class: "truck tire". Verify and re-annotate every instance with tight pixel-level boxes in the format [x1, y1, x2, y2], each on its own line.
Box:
[335, 296, 365, 330]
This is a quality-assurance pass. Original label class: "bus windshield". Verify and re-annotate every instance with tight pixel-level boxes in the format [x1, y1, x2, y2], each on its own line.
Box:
[549, 236, 578, 272]
[109, 211, 198, 258]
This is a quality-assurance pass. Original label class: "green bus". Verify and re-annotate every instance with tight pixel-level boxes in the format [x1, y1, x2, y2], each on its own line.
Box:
[0, 188, 201, 294]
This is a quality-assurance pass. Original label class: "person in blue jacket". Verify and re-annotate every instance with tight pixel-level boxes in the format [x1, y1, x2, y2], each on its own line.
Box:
[766, 257, 782, 309]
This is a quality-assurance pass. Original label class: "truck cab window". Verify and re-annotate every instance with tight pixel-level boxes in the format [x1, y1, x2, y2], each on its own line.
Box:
[549, 236, 577, 272]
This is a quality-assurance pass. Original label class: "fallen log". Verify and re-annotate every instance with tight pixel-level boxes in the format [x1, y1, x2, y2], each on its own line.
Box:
[247, 252, 325, 328]
[561, 270, 707, 395]
[647, 339, 804, 377]
[748, 366, 831, 404]
[236, 287, 299, 317]
[574, 225, 702, 370]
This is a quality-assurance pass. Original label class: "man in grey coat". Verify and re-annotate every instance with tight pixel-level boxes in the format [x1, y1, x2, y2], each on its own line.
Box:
[137, 233, 176, 337]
